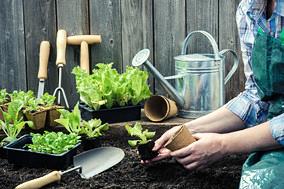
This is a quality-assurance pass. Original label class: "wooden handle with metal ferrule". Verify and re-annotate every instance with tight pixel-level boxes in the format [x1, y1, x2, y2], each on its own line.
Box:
[38, 41, 50, 80]
[67, 35, 102, 45]
[80, 41, 90, 74]
[15, 171, 61, 189]
[56, 29, 67, 66]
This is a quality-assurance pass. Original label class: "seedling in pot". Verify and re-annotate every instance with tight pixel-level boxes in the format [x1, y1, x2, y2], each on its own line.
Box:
[0, 100, 33, 146]
[55, 103, 109, 150]
[80, 119, 109, 150]
[125, 123, 158, 160]
[26, 131, 80, 154]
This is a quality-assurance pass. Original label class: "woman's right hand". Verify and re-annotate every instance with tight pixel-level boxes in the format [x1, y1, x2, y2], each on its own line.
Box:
[142, 125, 181, 163]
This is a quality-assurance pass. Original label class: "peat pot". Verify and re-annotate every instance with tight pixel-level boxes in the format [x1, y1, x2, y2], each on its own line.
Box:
[132, 31, 239, 118]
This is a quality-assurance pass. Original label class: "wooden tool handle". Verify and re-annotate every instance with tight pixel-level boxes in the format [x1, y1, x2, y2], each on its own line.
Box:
[56, 29, 67, 66]
[67, 35, 102, 45]
[80, 41, 90, 74]
[15, 171, 61, 189]
[38, 41, 50, 79]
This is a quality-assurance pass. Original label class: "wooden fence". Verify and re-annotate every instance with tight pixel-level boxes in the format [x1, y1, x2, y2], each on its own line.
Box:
[0, 0, 244, 107]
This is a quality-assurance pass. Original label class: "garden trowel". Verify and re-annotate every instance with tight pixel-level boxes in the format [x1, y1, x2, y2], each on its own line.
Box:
[15, 147, 125, 189]
[37, 41, 50, 99]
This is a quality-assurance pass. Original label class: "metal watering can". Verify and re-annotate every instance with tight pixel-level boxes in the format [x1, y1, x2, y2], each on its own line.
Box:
[132, 30, 239, 118]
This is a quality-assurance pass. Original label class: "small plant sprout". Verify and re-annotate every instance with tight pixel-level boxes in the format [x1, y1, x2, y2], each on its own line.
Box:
[80, 119, 109, 138]
[55, 103, 81, 135]
[0, 100, 33, 145]
[125, 122, 155, 147]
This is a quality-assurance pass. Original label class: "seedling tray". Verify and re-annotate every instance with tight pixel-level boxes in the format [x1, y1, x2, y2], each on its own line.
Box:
[4, 134, 80, 169]
[79, 102, 141, 123]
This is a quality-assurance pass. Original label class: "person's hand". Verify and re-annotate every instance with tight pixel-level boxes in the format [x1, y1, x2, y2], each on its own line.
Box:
[170, 133, 227, 171]
[141, 126, 181, 163]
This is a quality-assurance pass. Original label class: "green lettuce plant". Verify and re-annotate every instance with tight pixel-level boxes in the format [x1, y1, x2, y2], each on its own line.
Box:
[0, 89, 9, 105]
[55, 103, 81, 135]
[81, 119, 109, 138]
[39, 92, 56, 107]
[0, 100, 33, 146]
[125, 122, 155, 147]
[55, 103, 109, 138]
[26, 131, 80, 154]
[72, 63, 151, 110]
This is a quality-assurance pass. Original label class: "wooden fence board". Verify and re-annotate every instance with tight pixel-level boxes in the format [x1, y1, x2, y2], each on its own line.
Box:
[186, 0, 219, 53]
[89, 0, 123, 72]
[56, 0, 89, 107]
[154, 0, 186, 95]
[219, 0, 244, 102]
[0, 0, 245, 106]
[23, 0, 57, 95]
[121, 0, 154, 90]
[0, 0, 26, 91]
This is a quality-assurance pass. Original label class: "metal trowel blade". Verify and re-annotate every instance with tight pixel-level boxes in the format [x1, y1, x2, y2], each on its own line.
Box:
[74, 147, 125, 179]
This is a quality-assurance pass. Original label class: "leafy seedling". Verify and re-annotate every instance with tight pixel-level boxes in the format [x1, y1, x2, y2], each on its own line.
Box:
[26, 131, 80, 154]
[80, 119, 109, 150]
[125, 123, 158, 160]
[0, 100, 33, 146]
[55, 103, 81, 135]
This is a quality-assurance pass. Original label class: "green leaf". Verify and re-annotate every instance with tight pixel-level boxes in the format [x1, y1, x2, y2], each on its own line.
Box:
[124, 123, 155, 147]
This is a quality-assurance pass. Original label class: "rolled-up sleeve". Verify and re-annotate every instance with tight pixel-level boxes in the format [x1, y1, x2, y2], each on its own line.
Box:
[269, 114, 284, 145]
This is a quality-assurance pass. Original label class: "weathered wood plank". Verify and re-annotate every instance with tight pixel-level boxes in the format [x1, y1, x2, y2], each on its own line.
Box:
[219, 0, 244, 102]
[186, 0, 219, 53]
[89, 0, 122, 72]
[0, 0, 26, 91]
[23, 0, 57, 95]
[56, 0, 89, 108]
[121, 0, 154, 90]
[154, 0, 186, 95]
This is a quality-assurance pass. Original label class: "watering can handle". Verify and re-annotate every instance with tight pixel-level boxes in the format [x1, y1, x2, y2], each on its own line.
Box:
[181, 30, 220, 60]
[219, 49, 239, 84]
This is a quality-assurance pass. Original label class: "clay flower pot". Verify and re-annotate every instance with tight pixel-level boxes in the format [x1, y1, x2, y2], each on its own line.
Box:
[25, 110, 47, 130]
[165, 125, 196, 151]
[137, 141, 158, 161]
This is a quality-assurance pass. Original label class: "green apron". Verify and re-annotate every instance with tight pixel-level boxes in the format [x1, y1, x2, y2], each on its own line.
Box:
[239, 29, 284, 189]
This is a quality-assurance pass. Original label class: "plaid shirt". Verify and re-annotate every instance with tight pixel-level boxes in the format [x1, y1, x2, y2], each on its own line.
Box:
[225, 0, 284, 145]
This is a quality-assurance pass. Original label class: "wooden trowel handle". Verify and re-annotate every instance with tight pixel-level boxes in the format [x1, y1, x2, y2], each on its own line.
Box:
[15, 171, 61, 189]
[67, 35, 101, 45]
[38, 41, 50, 80]
[56, 29, 67, 66]
[80, 41, 89, 74]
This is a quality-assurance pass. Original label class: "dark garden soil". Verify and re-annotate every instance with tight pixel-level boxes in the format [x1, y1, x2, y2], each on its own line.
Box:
[0, 124, 247, 189]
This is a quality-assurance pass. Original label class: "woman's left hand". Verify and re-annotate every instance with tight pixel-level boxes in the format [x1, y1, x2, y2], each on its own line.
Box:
[170, 133, 227, 171]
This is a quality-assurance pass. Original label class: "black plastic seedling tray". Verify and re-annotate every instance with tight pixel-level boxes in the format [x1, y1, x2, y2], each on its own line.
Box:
[4, 135, 80, 169]
[79, 102, 141, 123]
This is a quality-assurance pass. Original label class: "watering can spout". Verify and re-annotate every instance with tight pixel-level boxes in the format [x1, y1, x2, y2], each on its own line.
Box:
[132, 49, 185, 108]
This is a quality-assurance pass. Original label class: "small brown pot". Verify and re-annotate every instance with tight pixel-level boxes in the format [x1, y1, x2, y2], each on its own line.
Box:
[165, 125, 196, 151]
[144, 95, 178, 122]
[25, 110, 47, 130]
[46, 105, 64, 127]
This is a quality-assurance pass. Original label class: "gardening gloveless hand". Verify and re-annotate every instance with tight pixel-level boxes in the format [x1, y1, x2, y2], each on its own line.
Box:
[141, 126, 181, 163]
[170, 133, 226, 171]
